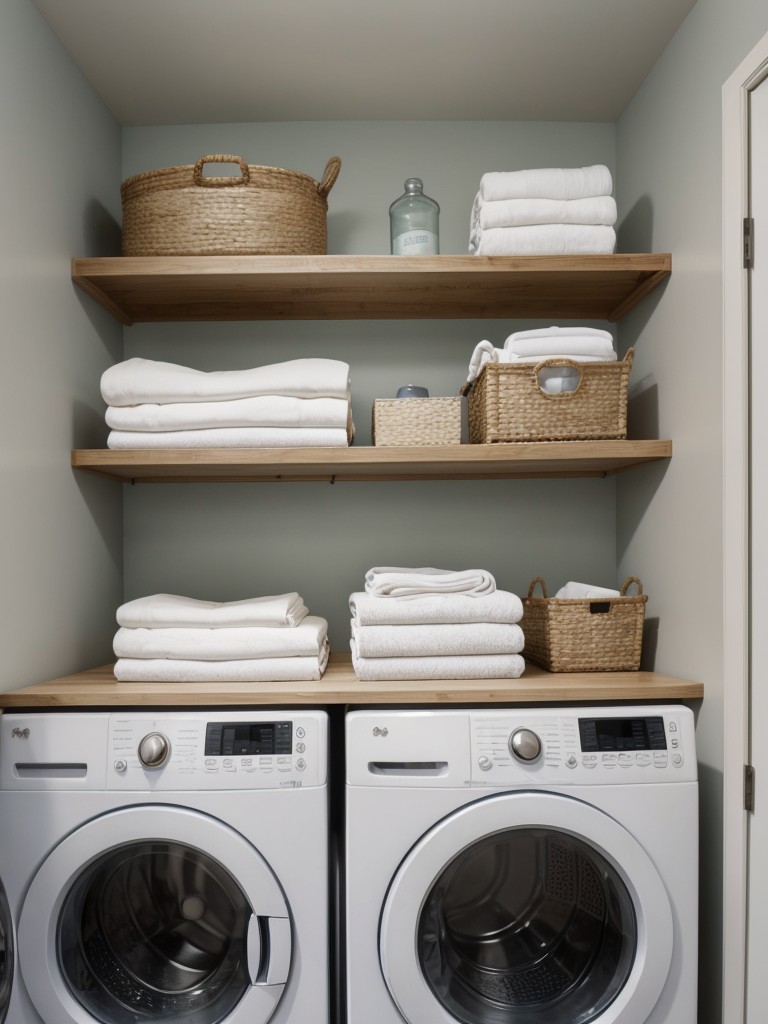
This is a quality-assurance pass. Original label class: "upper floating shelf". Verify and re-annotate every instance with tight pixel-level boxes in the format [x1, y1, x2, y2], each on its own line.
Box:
[71, 253, 672, 324]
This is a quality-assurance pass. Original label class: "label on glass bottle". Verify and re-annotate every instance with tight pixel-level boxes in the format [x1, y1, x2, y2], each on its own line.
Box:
[393, 229, 438, 256]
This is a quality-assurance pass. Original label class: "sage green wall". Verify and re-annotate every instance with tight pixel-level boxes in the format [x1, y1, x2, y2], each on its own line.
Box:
[121, 122, 621, 649]
[616, 0, 768, 1018]
[0, 0, 123, 692]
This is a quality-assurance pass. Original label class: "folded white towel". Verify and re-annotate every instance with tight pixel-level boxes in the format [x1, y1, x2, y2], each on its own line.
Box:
[114, 643, 330, 682]
[117, 593, 309, 629]
[472, 194, 617, 231]
[350, 641, 525, 681]
[106, 395, 351, 432]
[365, 566, 496, 598]
[351, 621, 524, 658]
[107, 426, 351, 449]
[113, 616, 329, 661]
[479, 165, 613, 203]
[349, 590, 523, 626]
[504, 329, 615, 360]
[507, 326, 615, 342]
[471, 224, 616, 256]
[554, 581, 621, 599]
[102, 357, 351, 407]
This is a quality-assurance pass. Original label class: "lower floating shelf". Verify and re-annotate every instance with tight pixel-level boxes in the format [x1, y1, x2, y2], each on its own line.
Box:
[0, 655, 703, 707]
[71, 440, 672, 483]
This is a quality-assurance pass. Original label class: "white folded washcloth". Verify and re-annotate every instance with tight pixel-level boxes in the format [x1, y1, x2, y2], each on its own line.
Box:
[365, 566, 496, 598]
[102, 357, 351, 407]
[114, 642, 330, 682]
[504, 328, 615, 360]
[350, 641, 525, 681]
[472, 194, 617, 231]
[117, 593, 309, 629]
[554, 581, 621, 599]
[467, 340, 506, 383]
[106, 395, 351, 432]
[107, 426, 350, 449]
[479, 165, 613, 203]
[471, 224, 616, 257]
[506, 326, 615, 343]
[113, 616, 329, 661]
[349, 590, 523, 626]
[351, 620, 524, 659]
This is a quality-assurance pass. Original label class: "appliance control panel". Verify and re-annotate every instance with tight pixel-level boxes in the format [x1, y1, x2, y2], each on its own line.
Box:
[470, 705, 696, 785]
[107, 711, 327, 790]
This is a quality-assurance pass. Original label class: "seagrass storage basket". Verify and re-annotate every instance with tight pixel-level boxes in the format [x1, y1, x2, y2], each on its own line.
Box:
[521, 576, 647, 672]
[372, 397, 462, 446]
[464, 348, 634, 443]
[121, 154, 341, 256]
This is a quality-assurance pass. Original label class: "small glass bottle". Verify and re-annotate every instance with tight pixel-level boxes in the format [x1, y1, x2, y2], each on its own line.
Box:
[389, 177, 440, 255]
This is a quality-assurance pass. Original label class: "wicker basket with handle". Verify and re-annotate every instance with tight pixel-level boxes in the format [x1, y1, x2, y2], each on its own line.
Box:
[521, 575, 647, 672]
[121, 154, 341, 256]
[464, 348, 633, 443]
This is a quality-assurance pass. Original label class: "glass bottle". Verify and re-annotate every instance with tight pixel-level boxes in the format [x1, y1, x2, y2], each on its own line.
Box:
[389, 178, 440, 255]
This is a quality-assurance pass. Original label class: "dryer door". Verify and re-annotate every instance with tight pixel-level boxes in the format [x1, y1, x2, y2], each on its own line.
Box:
[380, 791, 673, 1024]
[18, 805, 292, 1024]
[0, 878, 12, 1024]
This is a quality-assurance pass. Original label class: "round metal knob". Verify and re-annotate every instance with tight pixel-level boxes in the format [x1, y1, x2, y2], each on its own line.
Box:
[138, 731, 170, 769]
[509, 728, 542, 762]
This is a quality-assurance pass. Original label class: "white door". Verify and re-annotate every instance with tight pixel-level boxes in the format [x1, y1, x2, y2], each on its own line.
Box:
[17, 805, 292, 1024]
[379, 792, 673, 1024]
[747, 68, 768, 1024]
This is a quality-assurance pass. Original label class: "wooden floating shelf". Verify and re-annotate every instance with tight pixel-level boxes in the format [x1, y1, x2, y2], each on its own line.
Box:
[71, 440, 672, 483]
[71, 253, 672, 324]
[0, 656, 703, 708]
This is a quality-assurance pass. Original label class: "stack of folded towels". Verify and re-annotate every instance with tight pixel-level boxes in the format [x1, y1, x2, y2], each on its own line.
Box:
[469, 164, 617, 256]
[112, 592, 330, 681]
[467, 326, 616, 394]
[349, 567, 525, 681]
[100, 356, 353, 449]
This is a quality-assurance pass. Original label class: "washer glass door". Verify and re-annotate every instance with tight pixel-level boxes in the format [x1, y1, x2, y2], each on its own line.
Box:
[0, 878, 12, 1024]
[380, 792, 673, 1024]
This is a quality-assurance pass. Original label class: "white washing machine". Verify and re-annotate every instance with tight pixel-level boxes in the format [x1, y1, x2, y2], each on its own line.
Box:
[346, 705, 698, 1024]
[0, 709, 329, 1024]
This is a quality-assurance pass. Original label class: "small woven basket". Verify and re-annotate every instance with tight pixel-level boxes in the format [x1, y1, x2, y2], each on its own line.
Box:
[121, 154, 341, 256]
[464, 349, 633, 443]
[372, 397, 462, 446]
[521, 576, 647, 672]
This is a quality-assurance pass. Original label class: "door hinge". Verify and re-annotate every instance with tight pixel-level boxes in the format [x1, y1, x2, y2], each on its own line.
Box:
[744, 217, 755, 269]
[745, 763, 755, 812]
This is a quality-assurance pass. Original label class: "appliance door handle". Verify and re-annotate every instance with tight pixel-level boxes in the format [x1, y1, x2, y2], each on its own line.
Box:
[247, 914, 292, 987]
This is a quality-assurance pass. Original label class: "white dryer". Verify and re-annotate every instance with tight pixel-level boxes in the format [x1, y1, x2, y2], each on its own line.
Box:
[0, 709, 329, 1024]
[346, 706, 698, 1024]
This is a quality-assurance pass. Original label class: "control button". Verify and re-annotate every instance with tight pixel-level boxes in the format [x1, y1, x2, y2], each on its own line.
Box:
[223, 758, 236, 772]
[296, 758, 306, 771]
[478, 756, 493, 772]
[296, 727, 306, 739]
[636, 754, 651, 767]
[277, 756, 291, 772]
[296, 742, 306, 754]
[566, 755, 578, 769]
[601, 753, 618, 764]
[204, 758, 218, 772]
[673, 754, 683, 766]
[618, 754, 633, 767]
[582, 759, 597, 769]
[671, 738, 679, 749]
[240, 757, 253, 767]
[113, 759, 128, 773]
[138, 731, 171, 770]
[509, 728, 542, 763]
[668, 722, 678, 732]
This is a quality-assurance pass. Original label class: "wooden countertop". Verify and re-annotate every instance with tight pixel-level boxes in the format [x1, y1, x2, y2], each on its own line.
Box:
[0, 655, 703, 707]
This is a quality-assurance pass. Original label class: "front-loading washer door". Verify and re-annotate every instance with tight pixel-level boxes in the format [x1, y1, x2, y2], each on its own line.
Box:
[380, 791, 673, 1024]
[0, 877, 12, 1024]
[18, 805, 292, 1024]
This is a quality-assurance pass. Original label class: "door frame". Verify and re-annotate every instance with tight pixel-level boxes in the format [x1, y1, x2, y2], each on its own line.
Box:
[722, 28, 768, 1024]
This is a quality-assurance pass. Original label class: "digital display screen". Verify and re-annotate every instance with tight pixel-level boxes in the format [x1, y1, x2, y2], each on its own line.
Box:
[205, 721, 292, 756]
[578, 716, 666, 752]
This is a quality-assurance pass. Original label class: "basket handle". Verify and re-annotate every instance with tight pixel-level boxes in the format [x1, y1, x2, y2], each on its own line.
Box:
[532, 357, 584, 398]
[620, 576, 644, 596]
[193, 155, 251, 188]
[527, 576, 549, 598]
[317, 156, 342, 197]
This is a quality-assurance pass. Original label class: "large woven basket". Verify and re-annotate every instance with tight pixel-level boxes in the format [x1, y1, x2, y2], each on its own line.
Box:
[521, 576, 647, 672]
[121, 154, 341, 256]
[372, 397, 462, 446]
[464, 348, 633, 443]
